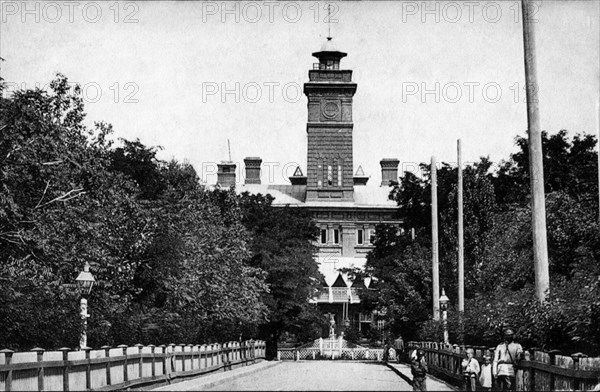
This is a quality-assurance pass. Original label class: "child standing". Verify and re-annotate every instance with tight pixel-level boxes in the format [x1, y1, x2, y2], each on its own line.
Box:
[480, 355, 493, 391]
[461, 348, 480, 391]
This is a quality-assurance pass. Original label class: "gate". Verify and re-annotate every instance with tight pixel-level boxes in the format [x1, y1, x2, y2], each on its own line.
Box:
[277, 337, 393, 361]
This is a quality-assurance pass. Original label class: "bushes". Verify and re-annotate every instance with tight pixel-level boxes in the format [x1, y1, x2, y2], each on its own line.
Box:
[416, 279, 600, 356]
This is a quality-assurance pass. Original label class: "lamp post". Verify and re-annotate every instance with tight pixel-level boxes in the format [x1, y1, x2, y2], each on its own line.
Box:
[439, 288, 450, 345]
[76, 262, 95, 349]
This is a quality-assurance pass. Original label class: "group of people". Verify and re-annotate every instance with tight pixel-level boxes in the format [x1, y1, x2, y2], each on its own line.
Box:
[405, 328, 523, 391]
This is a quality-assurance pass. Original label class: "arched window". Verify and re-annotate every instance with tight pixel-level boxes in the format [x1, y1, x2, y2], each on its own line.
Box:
[317, 158, 323, 188]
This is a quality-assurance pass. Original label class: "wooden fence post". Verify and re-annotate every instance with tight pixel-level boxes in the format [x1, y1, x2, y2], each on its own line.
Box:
[217, 344, 221, 367]
[191, 345, 198, 370]
[451, 344, 459, 375]
[521, 349, 532, 391]
[148, 345, 155, 379]
[549, 349, 561, 391]
[101, 346, 111, 386]
[135, 344, 143, 380]
[226, 342, 231, 369]
[179, 344, 186, 372]
[189, 344, 196, 370]
[158, 345, 166, 378]
[570, 352, 586, 391]
[169, 344, 176, 374]
[59, 347, 70, 392]
[118, 345, 128, 383]
[84, 347, 92, 390]
[1, 349, 15, 392]
[31, 347, 44, 391]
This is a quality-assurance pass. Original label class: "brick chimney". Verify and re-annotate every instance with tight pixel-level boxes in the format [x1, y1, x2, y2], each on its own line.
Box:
[244, 157, 262, 184]
[380, 159, 399, 186]
[217, 161, 236, 188]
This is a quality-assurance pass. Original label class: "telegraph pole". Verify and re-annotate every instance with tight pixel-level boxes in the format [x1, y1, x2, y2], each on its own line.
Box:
[431, 156, 440, 321]
[522, 0, 549, 301]
[457, 140, 464, 313]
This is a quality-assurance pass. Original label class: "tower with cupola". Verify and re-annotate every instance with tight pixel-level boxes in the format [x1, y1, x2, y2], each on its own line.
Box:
[304, 38, 357, 201]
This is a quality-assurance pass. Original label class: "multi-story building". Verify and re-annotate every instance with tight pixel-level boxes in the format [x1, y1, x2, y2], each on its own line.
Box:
[216, 38, 402, 336]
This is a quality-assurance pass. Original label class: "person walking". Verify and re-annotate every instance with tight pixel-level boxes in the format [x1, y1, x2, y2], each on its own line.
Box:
[479, 355, 493, 391]
[461, 348, 480, 391]
[493, 328, 523, 391]
[394, 335, 405, 363]
[411, 349, 428, 391]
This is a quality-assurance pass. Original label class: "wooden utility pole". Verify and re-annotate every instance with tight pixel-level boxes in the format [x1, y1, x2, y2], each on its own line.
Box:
[457, 140, 464, 313]
[431, 156, 440, 320]
[522, 0, 550, 301]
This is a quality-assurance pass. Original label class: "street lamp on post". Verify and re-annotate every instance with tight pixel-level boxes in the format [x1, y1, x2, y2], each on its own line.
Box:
[76, 262, 95, 349]
[439, 288, 450, 345]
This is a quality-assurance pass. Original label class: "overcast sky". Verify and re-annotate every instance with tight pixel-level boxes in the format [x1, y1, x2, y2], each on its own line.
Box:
[2, 1, 599, 185]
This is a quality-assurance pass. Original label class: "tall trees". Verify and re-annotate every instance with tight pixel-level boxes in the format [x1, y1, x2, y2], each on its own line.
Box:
[0, 76, 271, 349]
[360, 225, 432, 341]
[369, 130, 600, 354]
[209, 190, 324, 357]
[0, 76, 151, 349]
[1, 75, 324, 350]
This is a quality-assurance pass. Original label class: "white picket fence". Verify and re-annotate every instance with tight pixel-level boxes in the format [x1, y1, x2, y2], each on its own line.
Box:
[277, 337, 392, 361]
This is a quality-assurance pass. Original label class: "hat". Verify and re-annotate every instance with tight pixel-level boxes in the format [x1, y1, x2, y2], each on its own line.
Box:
[504, 328, 515, 336]
[417, 349, 425, 356]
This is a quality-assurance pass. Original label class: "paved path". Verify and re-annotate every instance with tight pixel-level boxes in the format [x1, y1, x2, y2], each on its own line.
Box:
[150, 361, 456, 391]
[151, 360, 279, 391]
[202, 361, 412, 391]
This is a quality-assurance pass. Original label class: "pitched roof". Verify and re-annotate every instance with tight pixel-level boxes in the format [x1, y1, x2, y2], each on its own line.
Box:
[237, 184, 397, 209]
[316, 256, 371, 288]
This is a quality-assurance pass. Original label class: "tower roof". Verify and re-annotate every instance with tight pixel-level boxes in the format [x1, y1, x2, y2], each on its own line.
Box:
[312, 37, 347, 60]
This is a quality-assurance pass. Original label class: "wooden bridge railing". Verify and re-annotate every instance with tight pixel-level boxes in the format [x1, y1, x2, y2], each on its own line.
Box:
[408, 341, 600, 391]
[0, 339, 266, 391]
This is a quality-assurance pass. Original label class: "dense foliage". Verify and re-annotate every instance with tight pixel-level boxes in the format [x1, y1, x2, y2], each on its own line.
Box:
[366, 131, 600, 355]
[0, 75, 321, 351]
[208, 190, 324, 357]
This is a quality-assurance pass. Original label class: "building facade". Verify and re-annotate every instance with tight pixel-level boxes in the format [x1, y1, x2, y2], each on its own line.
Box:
[216, 38, 402, 337]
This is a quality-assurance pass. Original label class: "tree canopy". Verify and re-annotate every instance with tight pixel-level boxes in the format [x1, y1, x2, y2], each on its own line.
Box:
[368, 131, 600, 354]
[0, 75, 321, 351]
